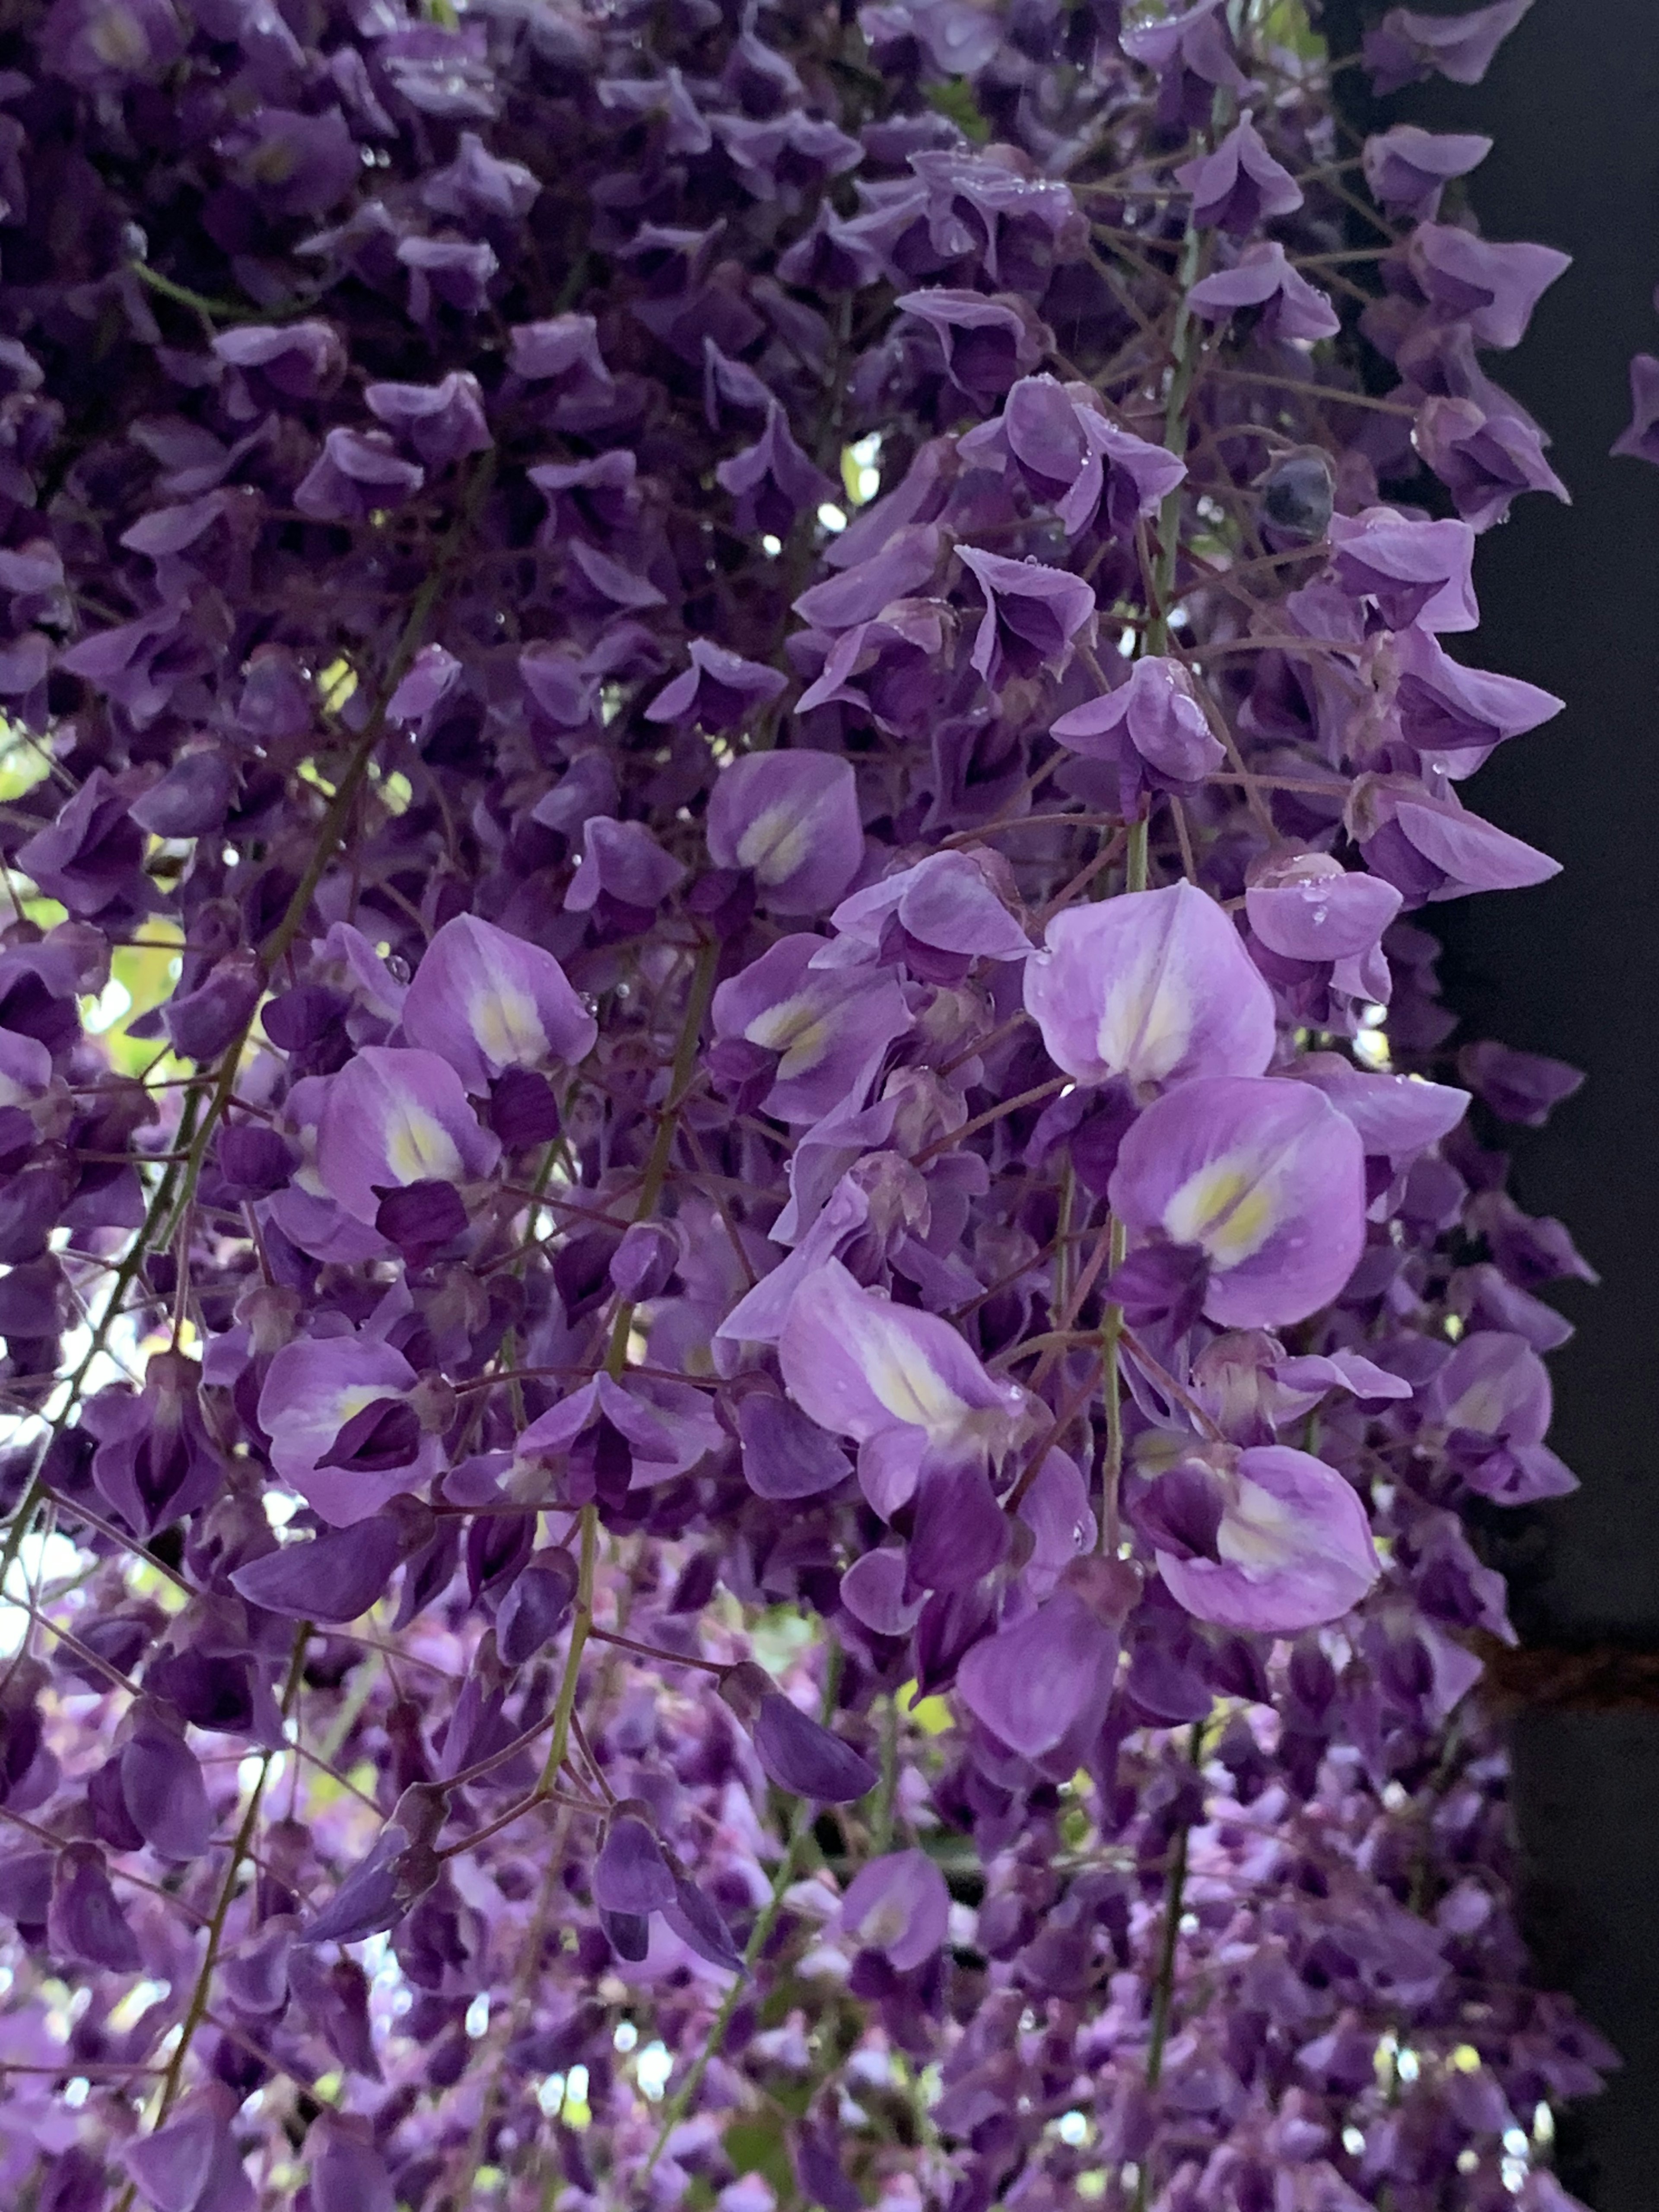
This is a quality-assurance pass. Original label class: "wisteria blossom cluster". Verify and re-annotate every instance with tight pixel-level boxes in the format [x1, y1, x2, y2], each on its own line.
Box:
[0, 0, 1614, 2203]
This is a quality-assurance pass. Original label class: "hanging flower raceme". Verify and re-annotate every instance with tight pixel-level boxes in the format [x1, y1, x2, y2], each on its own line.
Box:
[0, 0, 1605, 2202]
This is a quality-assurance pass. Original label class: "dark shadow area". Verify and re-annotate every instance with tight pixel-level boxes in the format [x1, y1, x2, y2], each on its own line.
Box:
[1322, 3, 1659, 2200]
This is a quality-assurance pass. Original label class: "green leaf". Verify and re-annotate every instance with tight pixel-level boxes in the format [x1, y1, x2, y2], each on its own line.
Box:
[925, 76, 990, 144]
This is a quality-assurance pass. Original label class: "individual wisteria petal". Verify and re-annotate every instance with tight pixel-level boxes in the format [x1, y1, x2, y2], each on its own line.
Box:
[308, 2125, 397, 2212]
[824, 850, 1033, 973]
[779, 1261, 1032, 1504]
[646, 639, 788, 732]
[49, 1841, 141, 1972]
[1244, 855, 1403, 962]
[956, 1559, 1132, 1762]
[494, 1547, 578, 1665]
[1175, 117, 1303, 234]
[1186, 243, 1341, 344]
[1364, 1, 1533, 97]
[736, 1392, 853, 1499]
[1348, 775, 1560, 904]
[839, 1548, 926, 1637]
[401, 914, 595, 1092]
[897, 288, 1048, 404]
[1422, 1329, 1577, 1502]
[796, 531, 945, 644]
[1611, 353, 1659, 465]
[122, 2088, 250, 2212]
[258, 1334, 442, 1526]
[299, 1785, 444, 1945]
[230, 1508, 416, 1622]
[121, 1703, 213, 1860]
[711, 934, 912, 1122]
[1327, 508, 1478, 632]
[1050, 655, 1225, 809]
[704, 751, 863, 913]
[1363, 125, 1492, 221]
[751, 1690, 876, 1804]
[957, 546, 1097, 687]
[315, 1045, 501, 1223]
[1148, 1446, 1381, 1634]
[841, 1848, 950, 1969]
[1294, 1055, 1469, 1174]
[662, 1873, 743, 1972]
[594, 1804, 677, 1915]
[1388, 626, 1563, 770]
[1025, 881, 1275, 1094]
[1109, 1076, 1367, 1327]
[609, 1220, 679, 1303]
[1457, 1039, 1584, 1127]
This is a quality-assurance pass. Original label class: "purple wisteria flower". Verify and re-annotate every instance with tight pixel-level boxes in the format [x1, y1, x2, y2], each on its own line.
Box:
[1363, 125, 1493, 221]
[1176, 117, 1303, 234]
[1364, 0, 1534, 95]
[841, 1849, 951, 1969]
[710, 935, 912, 1122]
[1328, 507, 1478, 632]
[1109, 1075, 1367, 1326]
[957, 546, 1097, 687]
[779, 1259, 1032, 1515]
[1025, 881, 1275, 1094]
[956, 1558, 1132, 1766]
[648, 639, 789, 733]
[1137, 1445, 1380, 1633]
[823, 849, 1033, 976]
[704, 750, 864, 913]
[1187, 243, 1341, 344]
[294, 429, 425, 523]
[258, 1335, 443, 1525]
[958, 375, 1186, 538]
[1050, 654, 1225, 810]
[1611, 354, 1659, 465]
[315, 1046, 501, 1224]
[896, 288, 1049, 404]
[400, 914, 596, 1093]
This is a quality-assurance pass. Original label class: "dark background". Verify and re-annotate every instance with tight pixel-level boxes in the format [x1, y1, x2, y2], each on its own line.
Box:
[1321, 1, 1659, 2202]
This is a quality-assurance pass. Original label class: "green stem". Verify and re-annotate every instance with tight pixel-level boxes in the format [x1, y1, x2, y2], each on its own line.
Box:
[538, 1505, 598, 1794]
[1145, 220, 1208, 660]
[1132, 1724, 1205, 2212]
